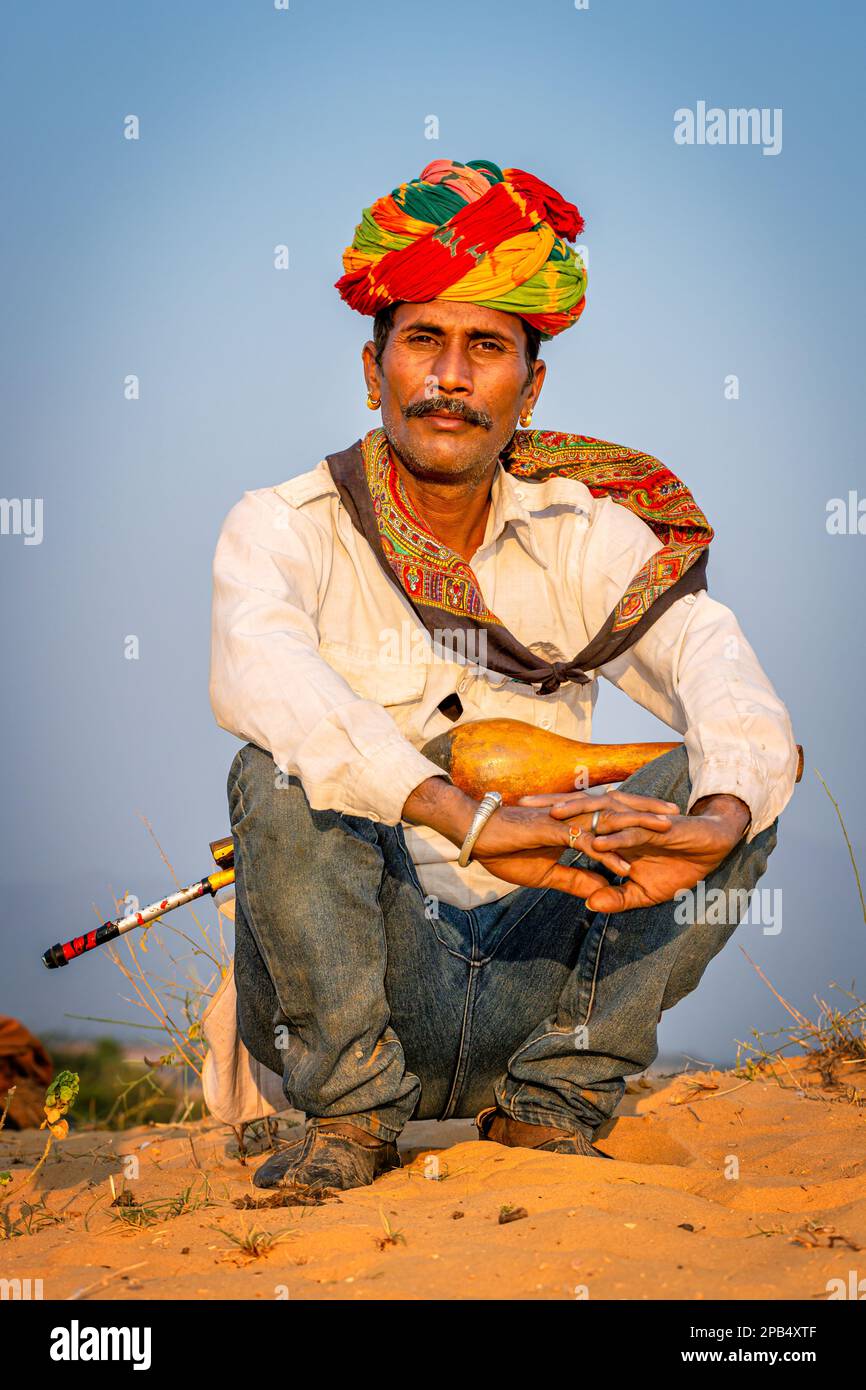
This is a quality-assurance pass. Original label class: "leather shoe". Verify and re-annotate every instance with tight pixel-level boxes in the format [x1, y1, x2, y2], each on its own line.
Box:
[475, 1105, 612, 1159]
[253, 1119, 401, 1191]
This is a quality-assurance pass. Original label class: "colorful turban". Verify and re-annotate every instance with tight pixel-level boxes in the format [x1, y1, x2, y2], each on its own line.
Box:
[335, 159, 587, 340]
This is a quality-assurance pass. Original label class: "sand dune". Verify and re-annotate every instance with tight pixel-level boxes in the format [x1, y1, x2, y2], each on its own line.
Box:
[1, 1055, 864, 1300]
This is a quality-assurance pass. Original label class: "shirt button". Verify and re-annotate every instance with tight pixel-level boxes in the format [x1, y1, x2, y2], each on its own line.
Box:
[539, 716, 552, 730]
[684, 594, 697, 605]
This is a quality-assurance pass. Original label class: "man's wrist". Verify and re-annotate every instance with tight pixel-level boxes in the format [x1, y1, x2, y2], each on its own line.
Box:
[401, 776, 479, 848]
[689, 793, 752, 843]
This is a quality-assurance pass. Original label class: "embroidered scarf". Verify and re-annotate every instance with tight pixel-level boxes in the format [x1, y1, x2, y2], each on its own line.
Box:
[326, 427, 712, 695]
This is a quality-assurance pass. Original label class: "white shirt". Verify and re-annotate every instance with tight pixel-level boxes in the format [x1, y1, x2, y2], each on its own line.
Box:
[209, 451, 799, 910]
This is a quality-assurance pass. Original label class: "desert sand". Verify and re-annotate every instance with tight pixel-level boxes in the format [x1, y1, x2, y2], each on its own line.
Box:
[2, 1052, 864, 1301]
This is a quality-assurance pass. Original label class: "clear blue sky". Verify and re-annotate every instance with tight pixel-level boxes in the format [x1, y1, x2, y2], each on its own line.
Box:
[1, 0, 864, 1064]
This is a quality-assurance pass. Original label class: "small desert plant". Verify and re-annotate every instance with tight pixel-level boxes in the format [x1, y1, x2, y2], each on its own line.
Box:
[106, 1173, 217, 1229]
[735, 772, 865, 1082]
[0, 1070, 80, 1236]
[214, 1223, 298, 1260]
[375, 1207, 406, 1249]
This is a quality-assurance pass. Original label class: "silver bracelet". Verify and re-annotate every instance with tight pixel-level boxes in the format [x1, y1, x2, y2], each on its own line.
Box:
[457, 791, 503, 868]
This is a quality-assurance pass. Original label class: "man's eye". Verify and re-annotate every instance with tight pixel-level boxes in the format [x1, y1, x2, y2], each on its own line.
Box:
[408, 334, 437, 345]
[475, 340, 504, 352]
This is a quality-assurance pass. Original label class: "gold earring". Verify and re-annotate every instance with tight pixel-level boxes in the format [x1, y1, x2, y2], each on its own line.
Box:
[366, 392, 381, 410]
[519, 408, 533, 427]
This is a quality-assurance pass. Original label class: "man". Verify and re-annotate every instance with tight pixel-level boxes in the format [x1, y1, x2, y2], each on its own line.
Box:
[209, 158, 798, 1191]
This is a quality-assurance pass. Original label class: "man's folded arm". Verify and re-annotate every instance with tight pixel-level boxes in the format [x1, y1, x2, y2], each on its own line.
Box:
[209, 490, 449, 824]
[579, 496, 799, 841]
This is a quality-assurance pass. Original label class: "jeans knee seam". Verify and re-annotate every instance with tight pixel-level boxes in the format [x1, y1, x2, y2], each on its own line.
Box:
[580, 913, 610, 1025]
[501, 913, 610, 1076]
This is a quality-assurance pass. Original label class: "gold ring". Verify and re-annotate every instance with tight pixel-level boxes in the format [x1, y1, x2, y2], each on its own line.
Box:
[568, 824, 580, 849]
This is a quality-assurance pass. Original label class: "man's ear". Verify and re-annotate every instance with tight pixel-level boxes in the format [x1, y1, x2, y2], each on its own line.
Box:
[362, 340, 381, 396]
[525, 357, 546, 410]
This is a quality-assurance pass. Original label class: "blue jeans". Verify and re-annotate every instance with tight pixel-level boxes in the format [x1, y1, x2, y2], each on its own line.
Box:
[228, 743, 778, 1142]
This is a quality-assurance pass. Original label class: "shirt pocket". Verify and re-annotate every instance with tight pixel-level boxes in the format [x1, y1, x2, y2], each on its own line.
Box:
[318, 638, 427, 711]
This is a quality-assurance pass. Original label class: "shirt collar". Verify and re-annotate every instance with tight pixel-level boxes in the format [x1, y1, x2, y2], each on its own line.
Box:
[307, 449, 552, 570]
[481, 460, 550, 569]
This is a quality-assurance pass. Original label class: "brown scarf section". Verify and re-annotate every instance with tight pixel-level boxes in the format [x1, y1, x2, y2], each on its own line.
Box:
[326, 428, 712, 696]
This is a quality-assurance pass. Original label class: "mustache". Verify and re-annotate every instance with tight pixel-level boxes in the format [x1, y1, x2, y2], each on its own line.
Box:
[404, 395, 493, 430]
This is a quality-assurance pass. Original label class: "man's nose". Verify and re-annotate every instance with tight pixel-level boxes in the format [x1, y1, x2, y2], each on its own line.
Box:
[430, 340, 473, 394]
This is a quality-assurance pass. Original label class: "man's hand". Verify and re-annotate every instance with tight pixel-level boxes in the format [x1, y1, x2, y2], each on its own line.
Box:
[537, 791, 752, 913]
[470, 789, 678, 895]
[401, 777, 679, 899]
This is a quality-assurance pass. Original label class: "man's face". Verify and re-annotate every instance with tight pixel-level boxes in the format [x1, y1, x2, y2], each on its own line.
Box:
[362, 300, 545, 486]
